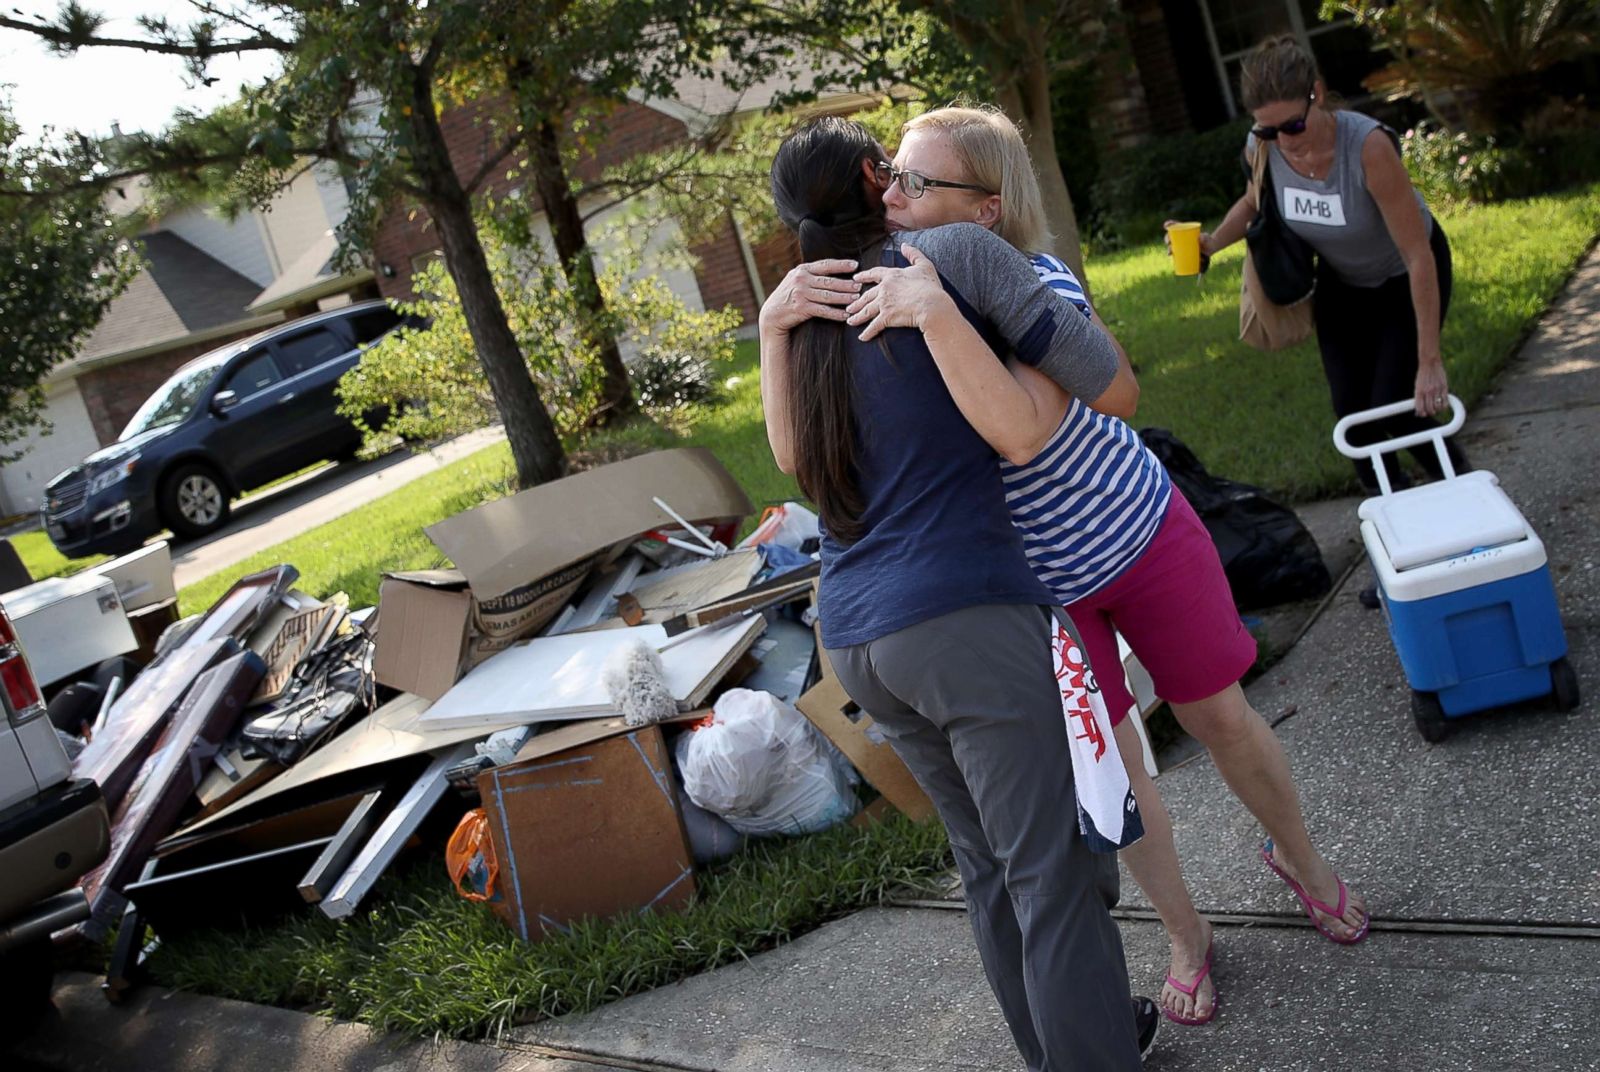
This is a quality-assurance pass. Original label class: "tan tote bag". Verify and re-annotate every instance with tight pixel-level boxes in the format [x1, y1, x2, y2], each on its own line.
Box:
[1239, 145, 1315, 351]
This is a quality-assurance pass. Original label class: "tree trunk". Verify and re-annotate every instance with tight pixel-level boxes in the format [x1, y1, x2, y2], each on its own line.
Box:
[530, 117, 638, 424]
[996, 55, 1090, 294]
[409, 76, 566, 488]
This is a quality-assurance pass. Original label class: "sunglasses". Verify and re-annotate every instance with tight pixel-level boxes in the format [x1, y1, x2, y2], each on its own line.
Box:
[1251, 92, 1315, 141]
[873, 160, 990, 199]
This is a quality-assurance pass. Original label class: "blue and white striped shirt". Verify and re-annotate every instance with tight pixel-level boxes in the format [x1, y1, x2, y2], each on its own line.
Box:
[999, 254, 1173, 605]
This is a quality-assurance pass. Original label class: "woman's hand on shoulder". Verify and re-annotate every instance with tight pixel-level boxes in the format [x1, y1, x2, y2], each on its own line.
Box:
[758, 259, 862, 336]
[847, 243, 954, 342]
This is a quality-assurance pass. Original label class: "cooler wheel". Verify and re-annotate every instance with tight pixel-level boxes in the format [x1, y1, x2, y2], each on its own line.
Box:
[1411, 689, 1450, 743]
[1551, 657, 1580, 712]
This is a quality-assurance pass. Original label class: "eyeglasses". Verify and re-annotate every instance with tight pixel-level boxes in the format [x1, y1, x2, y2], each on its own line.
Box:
[1251, 93, 1315, 141]
[873, 160, 990, 199]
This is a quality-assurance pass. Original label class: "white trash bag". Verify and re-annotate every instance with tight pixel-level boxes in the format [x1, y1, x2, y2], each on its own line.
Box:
[736, 502, 820, 553]
[674, 688, 858, 837]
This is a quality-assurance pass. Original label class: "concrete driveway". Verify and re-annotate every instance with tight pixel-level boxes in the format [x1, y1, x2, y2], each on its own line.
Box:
[166, 427, 506, 590]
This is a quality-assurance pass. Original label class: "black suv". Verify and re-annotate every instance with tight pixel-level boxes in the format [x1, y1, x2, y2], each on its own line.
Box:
[42, 300, 403, 557]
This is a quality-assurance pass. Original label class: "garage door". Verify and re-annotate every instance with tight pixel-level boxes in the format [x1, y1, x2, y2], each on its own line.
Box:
[0, 380, 102, 517]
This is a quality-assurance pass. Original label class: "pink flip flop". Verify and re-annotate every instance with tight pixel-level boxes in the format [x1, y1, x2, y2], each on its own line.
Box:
[1260, 839, 1370, 945]
[1162, 939, 1218, 1026]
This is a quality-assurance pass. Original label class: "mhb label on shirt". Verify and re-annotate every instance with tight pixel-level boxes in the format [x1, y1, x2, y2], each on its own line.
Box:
[1283, 187, 1346, 226]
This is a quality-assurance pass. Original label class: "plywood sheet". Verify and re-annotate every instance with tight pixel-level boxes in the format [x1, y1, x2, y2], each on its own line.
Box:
[176, 691, 508, 835]
[621, 550, 763, 623]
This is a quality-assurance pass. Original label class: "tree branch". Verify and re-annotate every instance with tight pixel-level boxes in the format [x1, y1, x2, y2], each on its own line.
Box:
[465, 133, 525, 197]
[182, 0, 295, 50]
[0, 13, 288, 57]
[0, 142, 338, 201]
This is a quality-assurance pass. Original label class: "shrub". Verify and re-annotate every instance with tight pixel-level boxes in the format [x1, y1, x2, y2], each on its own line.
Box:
[1326, 0, 1600, 137]
[630, 349, 721, 411]
[1401, 124, 1541, 206]
[1088, 119, 1252, 248]
[337, 227, 740, 448]
[1402, 102, 1600, 206]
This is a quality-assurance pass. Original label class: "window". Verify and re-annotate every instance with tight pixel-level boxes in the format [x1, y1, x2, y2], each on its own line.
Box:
[223, 352, 283, 398]
[120, 356, 229, 439]
[273, 328, 350, 376]
[1198, 0, 1381, 117]
[346, 306, 402, 345]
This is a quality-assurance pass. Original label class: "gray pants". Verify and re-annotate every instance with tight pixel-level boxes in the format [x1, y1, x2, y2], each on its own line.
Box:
[829, 603, 1140, 1072]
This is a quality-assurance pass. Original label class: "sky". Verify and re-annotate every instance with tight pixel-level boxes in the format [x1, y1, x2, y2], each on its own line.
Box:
[1, 1, 282, 140]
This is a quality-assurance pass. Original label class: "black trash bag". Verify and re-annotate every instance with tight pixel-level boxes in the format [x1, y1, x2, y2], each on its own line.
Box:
[1139, 428, 1332, 610]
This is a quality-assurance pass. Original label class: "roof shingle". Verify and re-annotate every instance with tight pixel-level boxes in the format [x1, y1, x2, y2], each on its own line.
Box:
[76, 231, 267, 363]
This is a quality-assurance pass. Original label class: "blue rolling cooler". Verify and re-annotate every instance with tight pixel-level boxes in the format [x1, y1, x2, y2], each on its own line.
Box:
[1334, 396, 1579, 741]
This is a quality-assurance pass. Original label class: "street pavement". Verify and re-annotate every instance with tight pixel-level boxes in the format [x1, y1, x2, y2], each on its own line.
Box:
[9, 247, 1599, 1072]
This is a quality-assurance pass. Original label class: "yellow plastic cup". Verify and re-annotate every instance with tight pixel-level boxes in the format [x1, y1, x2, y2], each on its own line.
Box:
[1166, 221, 1203, 276]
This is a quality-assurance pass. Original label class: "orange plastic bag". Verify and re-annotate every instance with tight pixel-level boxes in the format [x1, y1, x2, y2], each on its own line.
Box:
[445, 808, 499, 902]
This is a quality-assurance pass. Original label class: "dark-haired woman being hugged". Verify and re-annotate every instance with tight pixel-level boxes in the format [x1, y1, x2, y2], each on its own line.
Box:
[761, 117, 1153, 1070]
[1185, 34, 1464, 493]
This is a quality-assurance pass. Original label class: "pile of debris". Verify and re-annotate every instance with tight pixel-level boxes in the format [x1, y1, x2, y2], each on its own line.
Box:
[44, 448, 938, 996]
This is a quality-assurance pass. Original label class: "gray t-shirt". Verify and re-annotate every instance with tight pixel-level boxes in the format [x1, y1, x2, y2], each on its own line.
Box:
[1250, 110, 1434, 288]
[892, 223, 1119, 402]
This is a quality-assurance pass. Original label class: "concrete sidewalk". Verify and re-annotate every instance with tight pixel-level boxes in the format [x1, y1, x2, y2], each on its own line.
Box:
[11, 247, 1599, 1072]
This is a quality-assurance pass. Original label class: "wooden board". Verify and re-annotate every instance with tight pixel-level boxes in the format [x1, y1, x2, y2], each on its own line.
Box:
[79, 650, 267, 938]
[193, 749, 282, 818]
[418, 616, 765, 730]
[659, 564, 819, 636]
[175, 692, 500, 836]
[71, 638, 235, 811]
[619, 550, 763, 623]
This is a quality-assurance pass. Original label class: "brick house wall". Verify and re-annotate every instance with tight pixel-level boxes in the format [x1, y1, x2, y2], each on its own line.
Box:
[1124, 0, 1196, 136]
[750, 229, 801, 299]
[371, 95, 761, 325]
[76, 328, 263, 445]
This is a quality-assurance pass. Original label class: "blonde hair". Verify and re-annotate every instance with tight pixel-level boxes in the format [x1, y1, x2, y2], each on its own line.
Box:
[901, 105, 1052, 253]
[1239, 34, 1320, 111]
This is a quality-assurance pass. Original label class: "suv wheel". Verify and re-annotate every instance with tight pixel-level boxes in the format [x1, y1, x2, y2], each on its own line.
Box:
[161, 463, 231, 539]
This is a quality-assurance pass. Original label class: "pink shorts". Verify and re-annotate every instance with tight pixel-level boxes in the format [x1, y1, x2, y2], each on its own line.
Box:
[1068, 490, 1257, 726]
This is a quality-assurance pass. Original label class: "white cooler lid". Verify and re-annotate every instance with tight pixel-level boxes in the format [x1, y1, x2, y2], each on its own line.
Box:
[1357, 472, 1529, 571]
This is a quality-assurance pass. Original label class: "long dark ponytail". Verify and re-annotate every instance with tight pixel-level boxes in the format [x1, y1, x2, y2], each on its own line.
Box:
[770, 118, 890, 544]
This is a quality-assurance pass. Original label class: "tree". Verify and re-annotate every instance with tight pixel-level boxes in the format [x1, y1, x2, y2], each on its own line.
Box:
[689, 0, 1115, 282]
[900, 2, 1114, 281]
[335, 207, 740, 450]
[0, 98, 138, 462]
[0, 0, 777, 486]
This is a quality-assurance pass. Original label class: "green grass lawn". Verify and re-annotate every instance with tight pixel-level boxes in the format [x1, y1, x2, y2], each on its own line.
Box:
[7, 528, 107, 584]
[1088, 184, 1600, 499]
[149, 811, 952, 1040]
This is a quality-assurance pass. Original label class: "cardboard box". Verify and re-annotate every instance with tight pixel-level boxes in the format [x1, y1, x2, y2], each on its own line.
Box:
[374, 448, 752, 700]
[795, 633, 937, 823]
[478, 719, 697, 941]
[374, 563, 588, 701]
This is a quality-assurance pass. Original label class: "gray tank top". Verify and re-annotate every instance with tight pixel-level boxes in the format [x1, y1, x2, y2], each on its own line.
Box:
[1249, 110, 1433, 288]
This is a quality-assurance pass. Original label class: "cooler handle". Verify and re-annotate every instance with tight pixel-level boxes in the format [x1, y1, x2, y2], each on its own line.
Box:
[1332, 394, 1465, 497]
